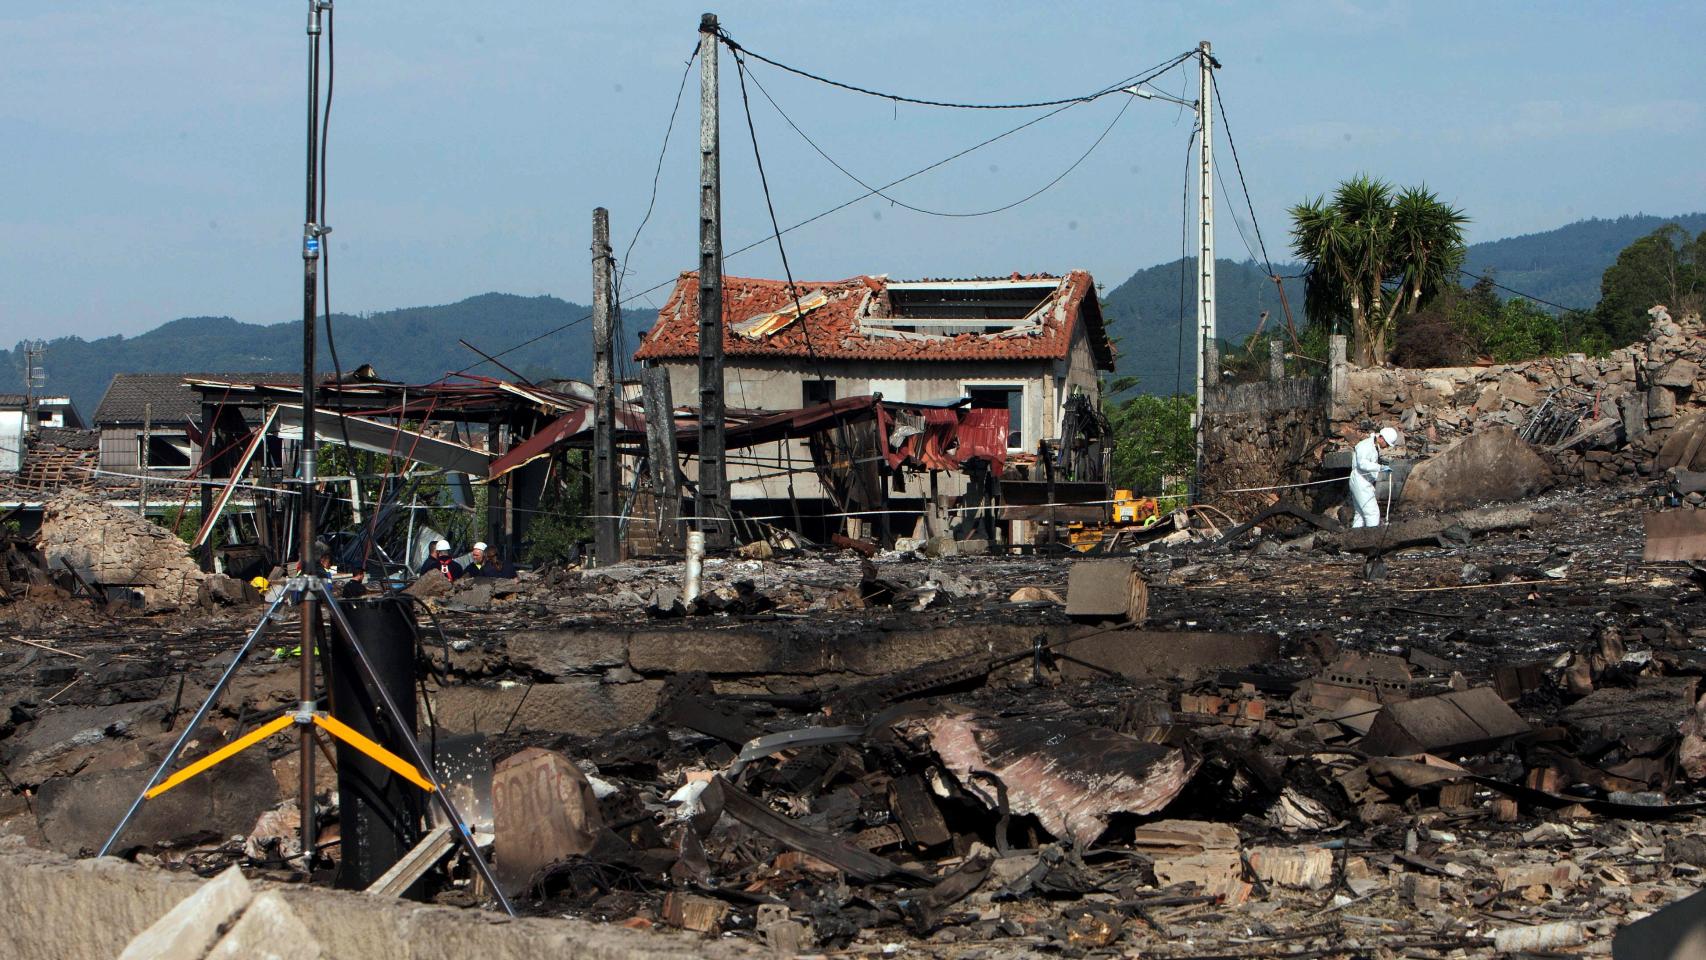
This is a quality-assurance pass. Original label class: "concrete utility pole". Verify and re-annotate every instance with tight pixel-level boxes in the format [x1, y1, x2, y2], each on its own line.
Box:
[1193, 40, 1218, 496]
[140, 403, 151, 518]
[591, 207, 619, 566]
[642, 366, 682, 551]
[696, 12, 730, 548]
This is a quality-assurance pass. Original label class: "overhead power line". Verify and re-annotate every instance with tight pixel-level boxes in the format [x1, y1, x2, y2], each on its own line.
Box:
[461, 50, 1196, 375]
[741, 58, 1159, 219]
[1458, 268, 1587, 314]
[723, 31, 1188, 111]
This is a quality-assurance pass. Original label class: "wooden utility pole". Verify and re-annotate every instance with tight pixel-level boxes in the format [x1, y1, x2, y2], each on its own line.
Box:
[486, 416, 504, 550]
[642, 365, 681, 551]
[199, 398, 216, 572]
[696, 12, 730, 548]
[591, 207, 619, 565]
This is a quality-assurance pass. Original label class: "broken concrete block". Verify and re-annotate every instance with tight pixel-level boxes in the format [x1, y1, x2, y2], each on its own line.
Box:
[1359, 687, 1530, 757]
[1401, 426, 1553, 511]
[1301, 651, 1413, 709]
[1065, 560, 1147, 623]
[205, 892, 323, 960]
[118, 865, 254, 960]
[1497, 861, 1582, 894]
[1645, 510, 1706, 562]
[1055, 630, 1279, 684]
[505, 629, 628, 675]
[492, 747, 604, 896]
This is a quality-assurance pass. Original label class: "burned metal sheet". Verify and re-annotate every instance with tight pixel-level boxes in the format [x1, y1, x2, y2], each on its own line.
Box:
[1359, 687, 1530, 757]
[913, 711, 1198, 846]
[274, 403, 491, 475]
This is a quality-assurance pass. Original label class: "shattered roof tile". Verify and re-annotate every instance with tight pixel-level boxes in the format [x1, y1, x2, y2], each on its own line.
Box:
[634, 270, 1113, 369]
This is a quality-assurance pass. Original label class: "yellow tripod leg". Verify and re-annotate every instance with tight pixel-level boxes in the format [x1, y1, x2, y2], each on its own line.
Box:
[311, 713, 435, 793]
[145, 714, 296, 800]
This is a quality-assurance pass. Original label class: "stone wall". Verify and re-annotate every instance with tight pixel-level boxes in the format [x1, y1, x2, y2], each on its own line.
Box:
[38, 492, 208, 611]
[1331, 308, 1705, 484]
[1199, 308, 1706, 513]
[1201, 376, 1331, 518]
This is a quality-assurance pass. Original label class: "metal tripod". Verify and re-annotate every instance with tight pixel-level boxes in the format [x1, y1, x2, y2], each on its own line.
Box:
[96, 577, 515, 917]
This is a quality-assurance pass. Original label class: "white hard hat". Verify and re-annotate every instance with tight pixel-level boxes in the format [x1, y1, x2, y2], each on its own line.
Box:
[433, 539, 451, 552]
[473, 541, 488, 551]
[1379, 427, 1400, 446]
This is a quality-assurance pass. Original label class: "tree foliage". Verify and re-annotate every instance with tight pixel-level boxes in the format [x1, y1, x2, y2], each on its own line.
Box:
[1593, 225, 1706, 344]
[1106, 389, 1194, 497]
[1291, 176, 1469, 366]
[524, 452, 591, 567]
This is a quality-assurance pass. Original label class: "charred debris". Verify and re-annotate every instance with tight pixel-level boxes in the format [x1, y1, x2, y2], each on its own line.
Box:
[6, 469, 1706, 957]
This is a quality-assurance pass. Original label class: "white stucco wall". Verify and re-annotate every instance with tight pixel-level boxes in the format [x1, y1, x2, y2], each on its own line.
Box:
[656, 355, 1103, 504]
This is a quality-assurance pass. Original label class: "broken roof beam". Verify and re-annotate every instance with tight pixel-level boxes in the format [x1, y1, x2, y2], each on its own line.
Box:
[273, 404, 492, 475]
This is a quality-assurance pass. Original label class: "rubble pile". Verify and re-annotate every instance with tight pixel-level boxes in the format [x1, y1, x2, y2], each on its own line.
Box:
[38, 491, 211, 612]
[470, 598, 1706, 958]
[1339, 308, 1706, 483]
[5, 474, 1706, 954]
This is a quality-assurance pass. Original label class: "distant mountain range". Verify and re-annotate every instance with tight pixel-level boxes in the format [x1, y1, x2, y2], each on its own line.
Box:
[6, 212, 1703, 415]
[1101, 212, 1706, 394]
[1, 294, 654, 420]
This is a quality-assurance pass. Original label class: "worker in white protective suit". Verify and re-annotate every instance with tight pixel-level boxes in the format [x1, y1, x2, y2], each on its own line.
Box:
[1348, 427, 1401, 528]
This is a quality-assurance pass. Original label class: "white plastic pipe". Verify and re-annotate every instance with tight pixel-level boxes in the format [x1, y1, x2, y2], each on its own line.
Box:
[683, 530, 705, 605]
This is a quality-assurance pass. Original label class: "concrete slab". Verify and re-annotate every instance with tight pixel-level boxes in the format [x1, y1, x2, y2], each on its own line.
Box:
[205, 892, 323, 960]
[118, 864, 253, 960]
[1054, 630, 1280, 684]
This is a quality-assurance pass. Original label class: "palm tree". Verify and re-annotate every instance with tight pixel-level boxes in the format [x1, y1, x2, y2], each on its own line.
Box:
[1290, 177, 1467, 365]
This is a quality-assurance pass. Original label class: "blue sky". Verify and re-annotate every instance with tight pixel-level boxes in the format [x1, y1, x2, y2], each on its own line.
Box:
[3, 0, 1703, 341]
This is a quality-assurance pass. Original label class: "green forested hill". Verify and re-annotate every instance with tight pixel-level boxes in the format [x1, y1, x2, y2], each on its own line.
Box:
[1461, 213, 1706, 311]
[11, 213, 1704, 412]
[1104, 212, 1706, 394]
[1, 294, 653, 418]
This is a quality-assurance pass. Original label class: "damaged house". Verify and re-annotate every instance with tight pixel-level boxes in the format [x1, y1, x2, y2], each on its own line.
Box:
[94, 372, 296, 477]
[634, 271, 1115, 540]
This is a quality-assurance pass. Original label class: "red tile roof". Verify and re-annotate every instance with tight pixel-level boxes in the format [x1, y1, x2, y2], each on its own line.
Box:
[634, 270, 1113, 369]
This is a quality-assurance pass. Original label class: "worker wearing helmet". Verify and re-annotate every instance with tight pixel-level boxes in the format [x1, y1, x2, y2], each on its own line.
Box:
[1348, 427, 1401, 529]
[418, 539, 464, 582]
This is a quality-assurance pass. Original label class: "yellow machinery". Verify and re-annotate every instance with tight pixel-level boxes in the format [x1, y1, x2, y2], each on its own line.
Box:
[1066, 489, 1162, 550]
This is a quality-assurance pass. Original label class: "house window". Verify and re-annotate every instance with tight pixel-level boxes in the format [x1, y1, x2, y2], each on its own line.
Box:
[966, 385, 1025, 451]
[802, 379, 837, 407]
[141, 434, 193, 470]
